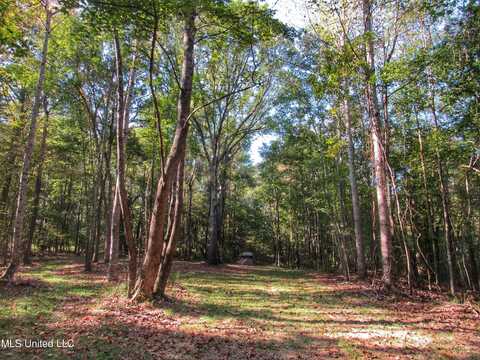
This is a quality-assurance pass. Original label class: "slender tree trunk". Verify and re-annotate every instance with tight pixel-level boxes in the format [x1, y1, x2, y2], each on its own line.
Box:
[92, 153, 105, 263]
[344, 93, 366, 278]
[104, 181, 112, 264]
[185, 166, 195, 260]
[112, 31, 137, 296]
[103, 114, 114, 264]
[464, 174, 478, 290]
[207, 160, 221, 265]
[274, 193, 281, 266]
[389, 169, 413, 292]
[154, 160, 185, 297]
[1, 90, 27, 265]
[84, 178, 95, 272]
[132, 10, 195, 301]
[415, 114, 439, 285]
[336, 141, 351, 280]
[24, 98, 50, 265]
[108, 187, 121, 280]
[432, 118, 456, 295]
[1, 4, 51, 282]
[421, 17, 455, 295]
[362, 0, 392, 288]
[144, 156, 155, 250]
[108, 37, 137, 279]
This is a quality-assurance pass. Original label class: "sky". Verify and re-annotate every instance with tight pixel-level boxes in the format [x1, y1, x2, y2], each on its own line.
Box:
[250, 134, 277, 165]
[249, 0, 306, 165]
[265, 0, 307, 28]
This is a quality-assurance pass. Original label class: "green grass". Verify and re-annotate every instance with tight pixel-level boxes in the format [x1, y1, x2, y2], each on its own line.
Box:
[1, 259, 479, 359]
[170, 268, 371, 331]
[0, 259, 123, 359]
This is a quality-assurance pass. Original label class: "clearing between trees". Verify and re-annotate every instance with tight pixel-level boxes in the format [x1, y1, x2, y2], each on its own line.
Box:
[1, 257, 479, 359]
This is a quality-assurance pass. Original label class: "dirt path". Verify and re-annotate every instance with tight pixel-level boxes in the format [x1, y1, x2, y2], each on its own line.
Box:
[2, 259, 480, 359]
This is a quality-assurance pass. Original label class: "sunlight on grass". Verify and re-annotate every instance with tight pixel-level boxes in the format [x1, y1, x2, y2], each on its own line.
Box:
[0, 260, 113, 343]
[2, 261, 478, 359]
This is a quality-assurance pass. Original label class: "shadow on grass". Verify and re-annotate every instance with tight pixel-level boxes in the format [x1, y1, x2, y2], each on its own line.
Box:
[0, 309, 455, 360]
[0, 316, 342, 359]
[0, 259, 107, 342]
[2, 258, 480, 359]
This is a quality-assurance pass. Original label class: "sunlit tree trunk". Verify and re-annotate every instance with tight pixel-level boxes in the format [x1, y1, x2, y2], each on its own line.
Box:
[111, 31, 137, 296]
[154, 160, 185, 297]
[108, 187, 121, 280]
[362, 0, 393, 288]
[132, 10, 195, 301]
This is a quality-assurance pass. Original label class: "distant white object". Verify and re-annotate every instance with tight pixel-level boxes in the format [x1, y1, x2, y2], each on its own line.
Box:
[238, 252, 255, 265]
[240, 252, 253, 258]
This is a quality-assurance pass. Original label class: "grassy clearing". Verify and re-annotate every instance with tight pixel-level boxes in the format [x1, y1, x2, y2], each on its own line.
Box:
[1, 258, 479, 359]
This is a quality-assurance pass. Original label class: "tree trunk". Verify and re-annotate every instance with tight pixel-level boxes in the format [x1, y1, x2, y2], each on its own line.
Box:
[185, 164, 195, 260]
[421, 16, 456, 294]
[112, 31, 137, 296]
[344, 93, 366, 278]
[154, 160, 185, 297]
[92, 154, 105, 263]
[24, 98, 50, 265]
[103, 114, 114, 264]
[1, 91, 26, 266]
[432, 117, 455, 296]
[415, 113, 438, 285]
[132, 10, 195, 301]
[336, 140, 351, 281]
[274, 193, 281, 266]
[465, 174, 479, 290]
[1, 4, 51, 283]
[362, 0, 393, 288]
[108, 186, 121, 280]
[207, 160, 221, 265]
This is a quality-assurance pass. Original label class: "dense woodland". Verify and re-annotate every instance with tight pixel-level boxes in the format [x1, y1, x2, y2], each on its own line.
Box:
[1, 0, 479, 303]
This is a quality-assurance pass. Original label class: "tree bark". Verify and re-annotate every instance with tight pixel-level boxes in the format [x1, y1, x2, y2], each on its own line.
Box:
[1, 3, 51, 282]
[362, 0, 393, 288]
[207, 160, 221, 265]
[415, 113, 439, 284]
[24, 98, 50, 265]
[108, 186, 121, 280]
[132, 10, 195, 301]
[112, 31, 137, 296]
[343, 93, 366, 278]
[185, 164, 195, 260]
[103, 110, 115, 264]
[274, 192, 281, 266]
[1, 91, 26, 266]
[154, 160, 185, 297]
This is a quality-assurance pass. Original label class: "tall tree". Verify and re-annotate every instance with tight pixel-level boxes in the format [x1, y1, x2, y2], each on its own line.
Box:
[24, 97, 50, 265]
[1, 1, 52, 282]
[362, 0, 393, 288]
[132, 8, 196, 301]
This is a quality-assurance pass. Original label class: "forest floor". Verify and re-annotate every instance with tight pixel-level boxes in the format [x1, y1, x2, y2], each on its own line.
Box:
[1, 257, 479, 359]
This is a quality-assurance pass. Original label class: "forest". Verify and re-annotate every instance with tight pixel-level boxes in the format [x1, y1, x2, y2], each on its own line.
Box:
[1, 0, 479, 358]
